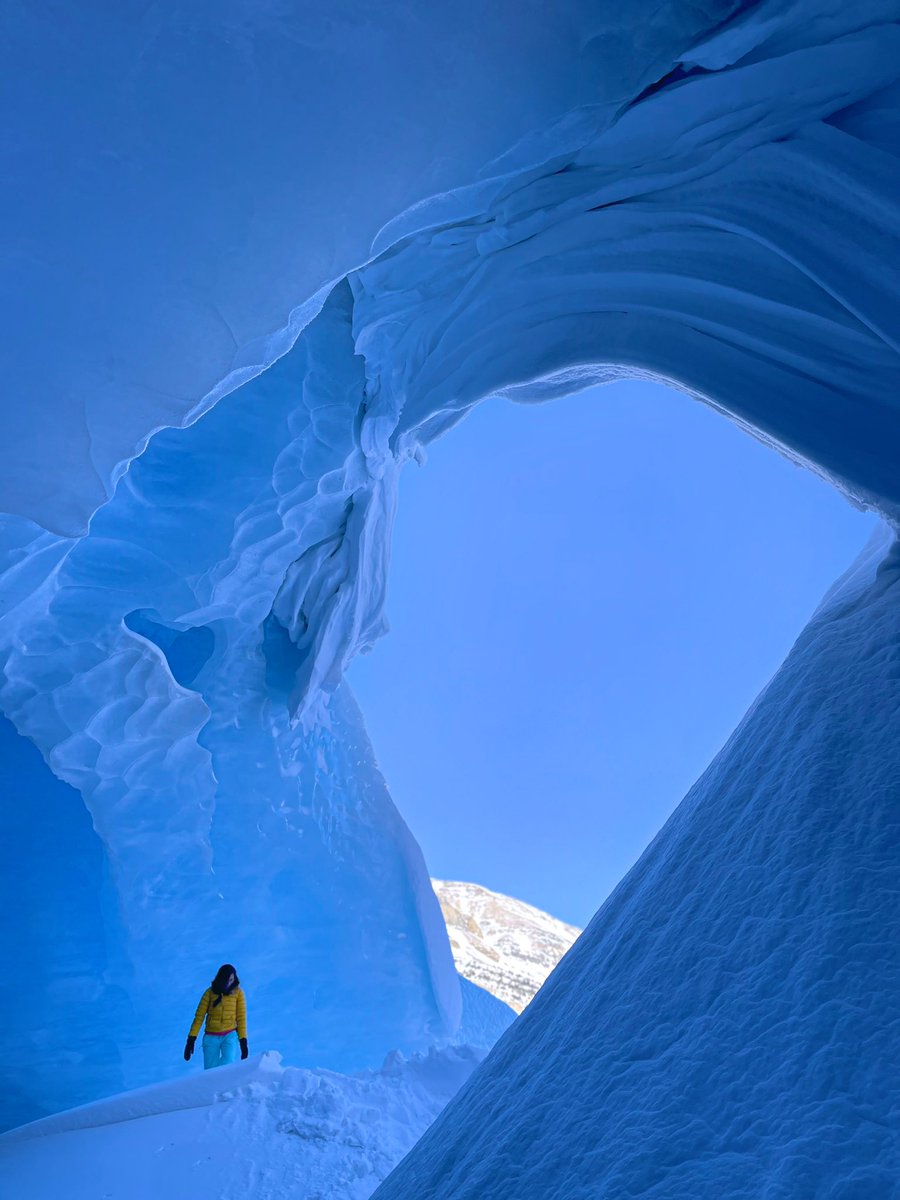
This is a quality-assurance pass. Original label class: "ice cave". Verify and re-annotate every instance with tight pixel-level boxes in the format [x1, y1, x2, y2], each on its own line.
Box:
[1, 0, 898, 1196]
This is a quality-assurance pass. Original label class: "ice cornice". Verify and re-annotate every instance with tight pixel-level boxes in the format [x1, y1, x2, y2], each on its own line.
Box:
[132, 4, 900, 721]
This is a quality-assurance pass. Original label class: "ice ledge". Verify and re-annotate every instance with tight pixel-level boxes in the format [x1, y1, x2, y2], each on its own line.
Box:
[0, 1052, 285, 1143]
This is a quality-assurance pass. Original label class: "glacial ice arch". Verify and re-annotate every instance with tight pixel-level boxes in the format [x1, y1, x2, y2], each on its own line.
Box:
[291, 13, 900, 716]
[1, 0, 899, 1157]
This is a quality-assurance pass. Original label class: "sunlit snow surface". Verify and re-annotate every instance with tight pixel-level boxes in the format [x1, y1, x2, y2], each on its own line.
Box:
[0, 1048, 487, 1200]
[2, 1, 900, 1187]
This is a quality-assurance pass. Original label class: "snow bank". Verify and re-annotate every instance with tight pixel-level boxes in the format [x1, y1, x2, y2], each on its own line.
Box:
[1, 1052, 284, 1142]
[0, 1046, 487, 1200]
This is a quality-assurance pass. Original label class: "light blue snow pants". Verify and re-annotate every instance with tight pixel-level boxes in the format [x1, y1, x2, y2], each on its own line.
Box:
[202, 1031, 239, 1069]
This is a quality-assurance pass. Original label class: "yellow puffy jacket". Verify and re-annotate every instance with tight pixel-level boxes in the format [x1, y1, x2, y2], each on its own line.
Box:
[188, 986, 247, 1039]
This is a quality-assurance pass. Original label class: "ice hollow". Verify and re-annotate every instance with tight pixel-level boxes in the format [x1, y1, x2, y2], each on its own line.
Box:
[1, 0, 899, 1173]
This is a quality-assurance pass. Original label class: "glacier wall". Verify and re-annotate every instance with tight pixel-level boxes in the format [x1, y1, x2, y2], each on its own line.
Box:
[2, 0, 899, 1161]
[0, 283, 463, 1128]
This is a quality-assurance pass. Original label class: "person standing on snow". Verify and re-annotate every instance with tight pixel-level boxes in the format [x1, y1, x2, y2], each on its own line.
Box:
[183, 963, 249, 1069]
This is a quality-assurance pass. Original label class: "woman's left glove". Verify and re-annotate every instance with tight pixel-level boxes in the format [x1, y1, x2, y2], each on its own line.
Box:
[183, 1035, 196, 1062]
[239, 1037, 249, 1060]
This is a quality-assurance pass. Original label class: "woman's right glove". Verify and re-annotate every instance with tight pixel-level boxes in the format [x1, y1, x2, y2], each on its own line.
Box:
[183, 1035, 196, 1061]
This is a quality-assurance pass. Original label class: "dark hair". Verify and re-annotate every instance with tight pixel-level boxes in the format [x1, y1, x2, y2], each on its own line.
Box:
[210, 963, 240, 1005]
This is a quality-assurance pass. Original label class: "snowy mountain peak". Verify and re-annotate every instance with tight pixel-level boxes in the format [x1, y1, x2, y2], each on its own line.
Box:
[432, 880, 581, 1013]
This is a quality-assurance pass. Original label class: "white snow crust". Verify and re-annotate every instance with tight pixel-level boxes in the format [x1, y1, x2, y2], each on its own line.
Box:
[1, 1, 899, 1187]
[0, 1047, 485, 1200]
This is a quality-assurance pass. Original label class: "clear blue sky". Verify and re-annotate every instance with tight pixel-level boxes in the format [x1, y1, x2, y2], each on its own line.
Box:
[348, 381, 876, 929]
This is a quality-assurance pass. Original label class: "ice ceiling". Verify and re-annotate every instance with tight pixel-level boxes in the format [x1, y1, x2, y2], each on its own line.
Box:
[1, 0, 899, 1158]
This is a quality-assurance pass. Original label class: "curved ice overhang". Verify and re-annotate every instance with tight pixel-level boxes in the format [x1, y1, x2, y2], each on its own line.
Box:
[9, 1, 897, 738]
[2, 0, 898, 927]
[4, 0, 687, 538]
[292, 6, 900, 717]
[8, 0, 866, 539]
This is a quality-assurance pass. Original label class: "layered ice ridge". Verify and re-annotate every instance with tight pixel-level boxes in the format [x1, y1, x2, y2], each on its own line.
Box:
[291, 1, 900, 717]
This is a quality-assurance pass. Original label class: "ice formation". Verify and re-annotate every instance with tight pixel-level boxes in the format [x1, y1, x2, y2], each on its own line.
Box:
[1, 2, 609, 536]
[2, 2, 899, 1191]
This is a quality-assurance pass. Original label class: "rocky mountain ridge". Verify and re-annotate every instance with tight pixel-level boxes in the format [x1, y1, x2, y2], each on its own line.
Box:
[432, 880, 581, 1013]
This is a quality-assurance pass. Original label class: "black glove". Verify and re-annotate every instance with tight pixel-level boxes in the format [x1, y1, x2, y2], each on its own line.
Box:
[183, 1035, 196, 1062]
[239, 1037, 249, 1060]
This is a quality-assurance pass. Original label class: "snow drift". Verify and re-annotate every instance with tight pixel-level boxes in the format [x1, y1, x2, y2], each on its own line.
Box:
[0, 1047, 487, 1200]
[2, 4, 899, 1191]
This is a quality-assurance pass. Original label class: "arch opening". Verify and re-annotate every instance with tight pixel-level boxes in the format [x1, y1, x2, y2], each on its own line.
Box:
[350, 376, 878, 928]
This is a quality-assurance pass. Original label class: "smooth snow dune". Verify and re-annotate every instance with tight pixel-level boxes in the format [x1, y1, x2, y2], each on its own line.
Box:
[374, 534, 900, 1197]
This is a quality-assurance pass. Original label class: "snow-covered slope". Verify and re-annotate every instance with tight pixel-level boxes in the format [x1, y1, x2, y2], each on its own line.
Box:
[374, 529, 900, 1198]
[0, 1048, 485, 1200]
[433, 881, 581, 1013]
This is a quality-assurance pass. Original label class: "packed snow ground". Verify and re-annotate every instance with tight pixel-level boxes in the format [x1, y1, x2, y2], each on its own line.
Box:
[0, 1046, 486, 1200]
[433, 881, 581, 1012]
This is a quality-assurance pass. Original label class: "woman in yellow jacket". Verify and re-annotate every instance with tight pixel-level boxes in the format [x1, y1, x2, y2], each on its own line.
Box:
[184, 963, 249, 1069]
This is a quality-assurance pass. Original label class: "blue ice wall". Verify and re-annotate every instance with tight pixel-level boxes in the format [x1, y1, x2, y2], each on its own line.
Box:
[0, 0, 614, 536]
[0, 285, 459, 1126]
[0, 718, 132, 1130]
